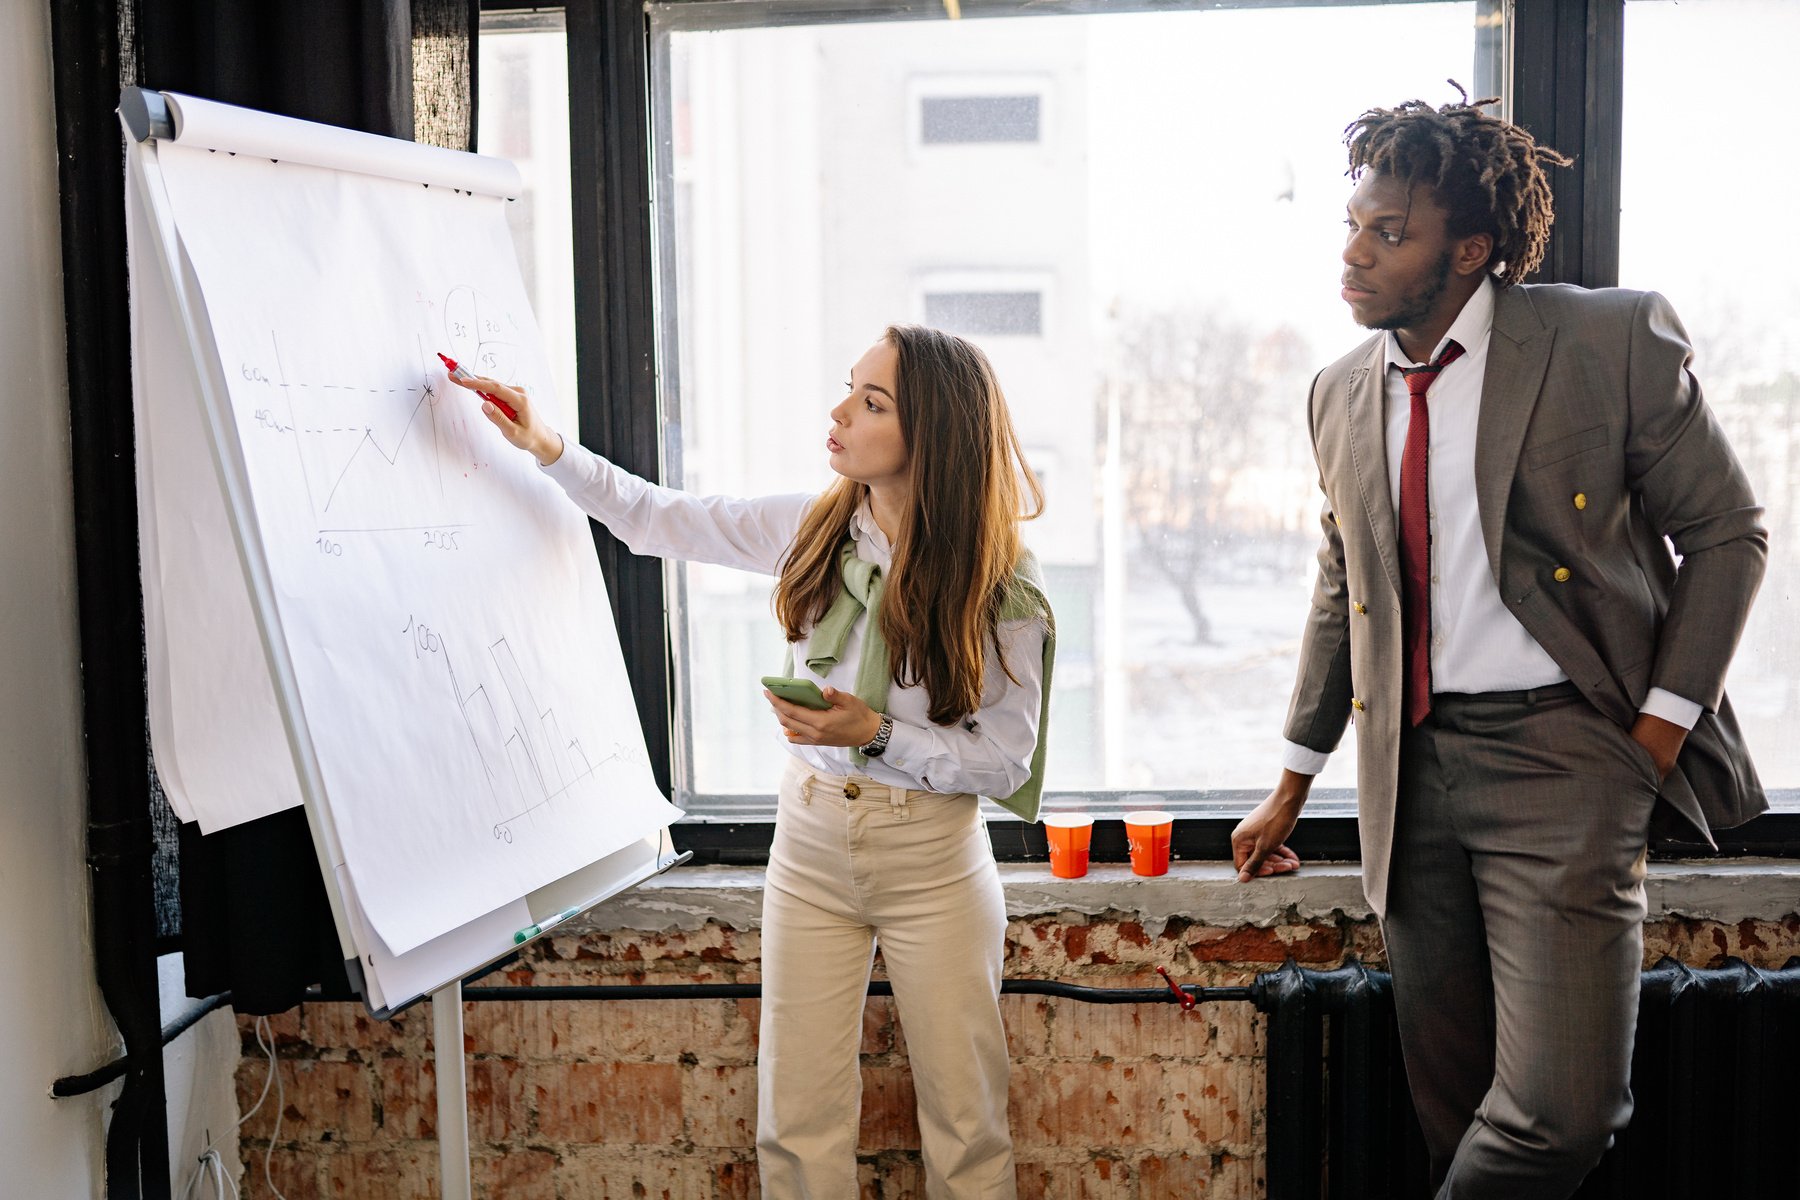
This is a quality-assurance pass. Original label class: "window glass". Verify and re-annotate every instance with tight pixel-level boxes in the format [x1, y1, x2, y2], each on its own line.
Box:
[923, 291, 1044, 337]
[920, 95, 1042, 144]
[1622, 0, 1800, 800]
[476, 21, 576, 415]
[656, 3, 1482, 807]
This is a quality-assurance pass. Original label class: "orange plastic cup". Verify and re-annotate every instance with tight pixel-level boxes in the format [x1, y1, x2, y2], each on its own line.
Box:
[1124, 810, 1174, 877]
[1043, 813, 1094, 879]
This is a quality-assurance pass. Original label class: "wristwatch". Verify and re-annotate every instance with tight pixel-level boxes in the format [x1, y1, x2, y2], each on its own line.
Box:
[860, 714, 894, 758]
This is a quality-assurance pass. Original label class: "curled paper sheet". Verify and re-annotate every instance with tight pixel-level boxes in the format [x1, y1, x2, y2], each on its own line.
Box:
[163, 91, 523, 197]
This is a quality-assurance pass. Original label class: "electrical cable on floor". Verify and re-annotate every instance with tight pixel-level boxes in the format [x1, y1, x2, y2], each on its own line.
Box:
[179, 1015, 284, 1200]
[177, 1145, 237, 1200]
[253, 1016, 288, 1200]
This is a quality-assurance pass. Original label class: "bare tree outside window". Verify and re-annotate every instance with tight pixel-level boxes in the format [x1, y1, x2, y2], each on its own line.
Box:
[1106, 306, 1313, 646]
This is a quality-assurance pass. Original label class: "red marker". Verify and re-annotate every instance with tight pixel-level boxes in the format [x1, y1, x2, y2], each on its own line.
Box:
[437, 352, 518, 421]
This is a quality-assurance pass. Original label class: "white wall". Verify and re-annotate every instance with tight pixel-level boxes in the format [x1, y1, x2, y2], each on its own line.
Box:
[0, 0, 118, 1192]
[2, 4, 243, 1194]
[160, 956, 244, 1192]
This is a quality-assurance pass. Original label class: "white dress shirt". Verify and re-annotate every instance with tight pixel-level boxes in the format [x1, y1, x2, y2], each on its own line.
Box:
[541, 442, 1047, 797]
[1282, 278, 1700, 775]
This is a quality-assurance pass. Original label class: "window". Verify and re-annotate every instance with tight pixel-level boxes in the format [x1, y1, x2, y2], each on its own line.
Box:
[909, 75, 1052, 152]
[652, 2, 1485, 815]
[917, 269, 1053, 340]
[920, 94, 1041, 145]
[923, 290, 1043, 337]
[1621, 0, 1800, 807]
[476, 14, 576, 416]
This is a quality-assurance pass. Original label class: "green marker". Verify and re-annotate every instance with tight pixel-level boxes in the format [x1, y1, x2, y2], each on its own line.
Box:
[513, 905, 583, 945]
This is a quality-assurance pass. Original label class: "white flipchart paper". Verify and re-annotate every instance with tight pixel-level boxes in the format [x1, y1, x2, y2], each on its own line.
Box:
[140, 131, 679, 956]
[131, 172, 306, 828]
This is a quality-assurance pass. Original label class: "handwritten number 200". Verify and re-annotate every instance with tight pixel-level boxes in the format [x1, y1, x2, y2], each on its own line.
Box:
[423, 529, 461, 551]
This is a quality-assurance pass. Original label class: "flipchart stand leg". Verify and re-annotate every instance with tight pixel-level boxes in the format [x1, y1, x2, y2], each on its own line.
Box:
[432, 980, 472, 1200]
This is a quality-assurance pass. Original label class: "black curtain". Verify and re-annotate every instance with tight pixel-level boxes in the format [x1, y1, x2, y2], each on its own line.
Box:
[137, 2, 415, 137]
[135, 0, 480, 153]
[48, 2, 478, 1194]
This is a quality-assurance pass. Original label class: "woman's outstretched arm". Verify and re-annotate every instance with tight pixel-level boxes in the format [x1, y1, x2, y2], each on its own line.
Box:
[453, 371, 812, 576]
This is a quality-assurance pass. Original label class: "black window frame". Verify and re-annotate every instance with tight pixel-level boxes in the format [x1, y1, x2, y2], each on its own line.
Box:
[511, 0, 1800, 862]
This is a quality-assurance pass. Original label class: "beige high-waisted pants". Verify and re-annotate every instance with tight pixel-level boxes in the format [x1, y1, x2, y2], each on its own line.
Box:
[757, 755, 1017, 1199]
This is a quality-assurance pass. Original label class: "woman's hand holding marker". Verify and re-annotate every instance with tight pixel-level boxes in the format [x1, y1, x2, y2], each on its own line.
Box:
[445, 368, 564, 466]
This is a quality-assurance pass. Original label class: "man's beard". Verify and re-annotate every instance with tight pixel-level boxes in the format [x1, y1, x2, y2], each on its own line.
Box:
[1366, 249, 1455, 332]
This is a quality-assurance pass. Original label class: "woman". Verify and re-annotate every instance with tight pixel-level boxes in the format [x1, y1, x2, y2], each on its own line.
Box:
[454, 324, 1053, 1198]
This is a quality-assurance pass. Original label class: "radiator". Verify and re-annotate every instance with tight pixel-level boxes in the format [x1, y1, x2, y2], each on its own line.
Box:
[1252, 956, 1800, 1200]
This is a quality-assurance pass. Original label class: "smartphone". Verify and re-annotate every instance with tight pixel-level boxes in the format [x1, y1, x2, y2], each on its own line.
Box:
[761, 675, 831, 710]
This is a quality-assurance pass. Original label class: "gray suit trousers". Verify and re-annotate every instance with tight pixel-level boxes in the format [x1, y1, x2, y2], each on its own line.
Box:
[1382, 683, 1658, 1200]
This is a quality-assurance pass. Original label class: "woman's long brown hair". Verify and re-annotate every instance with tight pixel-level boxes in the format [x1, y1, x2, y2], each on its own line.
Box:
[774, 325, 1043, 725]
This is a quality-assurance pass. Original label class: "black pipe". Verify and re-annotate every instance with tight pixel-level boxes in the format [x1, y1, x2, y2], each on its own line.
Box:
[49, 1, 170, 1195]
[459, 980, 1255, 1004]
[50, 977, 1253, 1098]
[51, 994, 233, 1100]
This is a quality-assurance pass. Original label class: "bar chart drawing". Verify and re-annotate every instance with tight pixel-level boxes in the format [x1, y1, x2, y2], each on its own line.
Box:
[408, 616, 635, 844]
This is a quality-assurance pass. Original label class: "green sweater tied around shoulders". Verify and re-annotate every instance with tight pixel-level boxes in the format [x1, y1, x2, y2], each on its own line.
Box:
[787, 537, 1055, 822]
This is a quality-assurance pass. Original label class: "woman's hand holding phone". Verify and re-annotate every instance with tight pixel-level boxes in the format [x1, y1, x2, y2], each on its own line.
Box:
[762, 677, 883, 748]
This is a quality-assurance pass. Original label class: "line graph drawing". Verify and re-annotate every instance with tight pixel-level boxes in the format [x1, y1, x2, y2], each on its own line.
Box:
[403, 616, 638, 843]
[249, 331, 479, 532]
[238, 286, 531, 538]
[317, 375, 437, 514]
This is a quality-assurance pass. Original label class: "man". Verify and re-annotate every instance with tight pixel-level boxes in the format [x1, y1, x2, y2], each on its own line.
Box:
[1232, 91, 1766, 1198]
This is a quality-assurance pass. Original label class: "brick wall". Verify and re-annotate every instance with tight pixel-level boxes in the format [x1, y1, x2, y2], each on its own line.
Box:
[233, 910, 1800, 1200]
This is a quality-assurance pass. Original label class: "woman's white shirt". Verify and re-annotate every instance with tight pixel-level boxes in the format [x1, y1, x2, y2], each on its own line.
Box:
[541, 442, 1047, 798]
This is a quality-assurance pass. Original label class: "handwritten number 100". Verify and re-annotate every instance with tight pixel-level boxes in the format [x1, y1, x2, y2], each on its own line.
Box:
[315, 537, 343, 557]
[400, 615, 441, 659]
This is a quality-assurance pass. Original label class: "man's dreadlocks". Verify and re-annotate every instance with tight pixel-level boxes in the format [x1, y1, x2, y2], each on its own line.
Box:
[1344, 82, 1572, 286]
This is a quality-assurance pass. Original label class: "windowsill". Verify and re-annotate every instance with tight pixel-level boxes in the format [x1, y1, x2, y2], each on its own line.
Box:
[576, 859, 1800, 934]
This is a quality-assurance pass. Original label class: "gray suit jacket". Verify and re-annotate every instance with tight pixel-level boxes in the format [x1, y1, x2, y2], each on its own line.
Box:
[1283, 283, 1768, 913]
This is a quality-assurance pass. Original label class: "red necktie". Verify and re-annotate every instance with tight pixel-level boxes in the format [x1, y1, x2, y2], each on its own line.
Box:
[1398, 340, 1464, 727]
